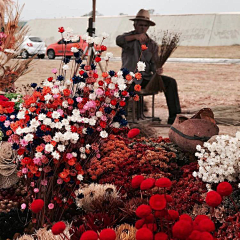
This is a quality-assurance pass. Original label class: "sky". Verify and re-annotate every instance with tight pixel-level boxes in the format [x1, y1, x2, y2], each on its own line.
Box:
[17, 0, 240, 20]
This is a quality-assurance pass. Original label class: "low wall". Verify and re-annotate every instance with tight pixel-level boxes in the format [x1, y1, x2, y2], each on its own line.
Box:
[26, 13, 240, 47]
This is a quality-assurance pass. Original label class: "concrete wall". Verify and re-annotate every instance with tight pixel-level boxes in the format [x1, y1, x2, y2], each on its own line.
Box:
[26, 13, 240, 47]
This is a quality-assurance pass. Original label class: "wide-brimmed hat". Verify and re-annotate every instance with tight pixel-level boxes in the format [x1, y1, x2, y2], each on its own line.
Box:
[130, 9, 155, 26]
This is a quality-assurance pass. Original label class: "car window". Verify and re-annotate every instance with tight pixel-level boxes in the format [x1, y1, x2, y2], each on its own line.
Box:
[29, 37, 42, 42]
[58, 39, 64, 44]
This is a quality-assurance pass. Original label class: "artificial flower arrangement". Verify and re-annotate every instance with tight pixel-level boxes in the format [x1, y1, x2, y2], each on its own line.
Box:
[4, 26, 146, 231]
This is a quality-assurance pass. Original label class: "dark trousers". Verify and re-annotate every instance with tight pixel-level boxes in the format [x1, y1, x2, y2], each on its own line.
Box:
[142, 75, 181, 121]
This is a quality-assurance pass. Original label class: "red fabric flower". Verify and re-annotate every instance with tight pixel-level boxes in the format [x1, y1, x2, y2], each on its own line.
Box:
[58, 27, 64, 33]
[154, 232, 168, 240]
[140, 178, 155, 190]
[198, 219, 215, 232]
[51, 221, 66, 235]
[141, 44, 148, 51]
[193, 215, 210, 231]
[179, 214, 193, 224]
[172, 220, 193, 240]
[165, 210, 179, 221]
[136, 228, 153, 240]
[80, 230, 98, 240]
[99, 228, 116, 240]
[136, 204, 152, 218]
[132, 175, 145, 189]
[155, 177, 172, 188]
[95, 57, 101, 62]
[143, 223, 157, 232]
[128, 128, 140, 138]
[101, 45, 107, 51]
[217, 182, 233, 196]
[149, 194, 166, 210]
[30, 199, 44, 213]
[205, 191, 222, 207]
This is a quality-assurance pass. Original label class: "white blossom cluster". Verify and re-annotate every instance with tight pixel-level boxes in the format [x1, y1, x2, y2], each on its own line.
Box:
[193, 132, 240, 183]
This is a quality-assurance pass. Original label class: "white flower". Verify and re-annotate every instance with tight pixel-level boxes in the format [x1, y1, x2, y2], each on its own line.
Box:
[137, 61, 146, 72]
[24, 134, 34, 142]
[45, 144, 54, 152]
[78, 82, 86, 89]
[62, 101, 68, 108]
[71, 133, 79, 141]
[52, 151, 60, 160]
[44, 93, 52, 102]
[86, 36, 94, 44]
[96, 111, 103, 118]
[71, 47, 79, 53]
[117, 71, 123, 77]
[77, 174, 84, 181]
[57, 145, 65, 152]
[52, 111, 60, 119]
[89, 93, 96, 100]
[65, 79, 72, 85]
[104, 52, 113, 60]
[86, 144, 91, 149]
[94, 37, 101, 45]
[55, 122, 63, 129]
[30, 119, 40, 129]
[101, 32, 109, 39]
[112, 122, 120, 128]
[80, 153, 87, 159]
[43, 118, 52, 126]
[35, 152, 42, 158]
[118, 83, 127, 91]
[79, 147, 85, 153]
[17, 111, 25, 119]
[100, 130, 108, 138]
[108, 83, 115, 90]
[16, 127, 23, 135]
[62, 64, 69, 71]
[89, 118, 96, 126]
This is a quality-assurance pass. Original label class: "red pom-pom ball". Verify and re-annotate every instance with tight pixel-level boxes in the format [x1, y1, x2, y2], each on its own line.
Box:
[154, 232, 168, 240]
[149, 194, 166, 210]
[136, 204, 152, 218]
[217, 182, 233, 196]
[140, 178, 155, 190]
[205, 191, 222, 207]
[30, 199, 44, 213]
[155, 178, 172, 188]
[51, 221, 66, 235]
[99, 228, 116, 240]
[132, 175, 145, 189]
[128, 128, 140, 138]
[172, 220, 193, 240]
[80, 230, 98, 240]
[136, 228, 153, 240]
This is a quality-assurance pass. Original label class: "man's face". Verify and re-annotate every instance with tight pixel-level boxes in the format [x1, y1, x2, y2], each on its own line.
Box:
[134, 20, 150, 34]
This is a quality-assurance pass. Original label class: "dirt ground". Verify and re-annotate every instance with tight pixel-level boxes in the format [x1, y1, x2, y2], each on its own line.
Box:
[15, 56, 240, 138]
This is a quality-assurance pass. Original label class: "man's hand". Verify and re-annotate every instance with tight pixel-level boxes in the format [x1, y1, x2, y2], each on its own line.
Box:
[135, 33, 148, 43]
[156, 67, 163, 75]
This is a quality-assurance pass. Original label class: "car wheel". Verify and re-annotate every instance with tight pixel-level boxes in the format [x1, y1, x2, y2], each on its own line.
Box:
[21, 50, 29, 59]
[37, 54, 45, 59]
[47, 50, 55, 59]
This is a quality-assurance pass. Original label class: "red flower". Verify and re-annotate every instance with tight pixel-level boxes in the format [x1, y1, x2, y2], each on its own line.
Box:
[205, 191, 222, 207]
[51, 221, 66, 235]
[80, 230, 98, 240]
[165, 194, 173, 202]
[193, 215, 210, 231]
[136, 228, 153, 240]
[155, 177, 172, 188]
[136, 204, 152, 218]
[63, 89, 71, 97]
[58, 27, 65, 33]
[119, 101, 126, 107]
[17, 149, 25, 155]
[217, 182, 233, 196]
[131, 175, 145, 189]
[101, 45, 107, 51]
[0, 115, 7, 122]
[140, 178, 155, 190]
[121, 91, 128, 96]
[79, 70, 85, 75]
[128, 128, 140, 139]
[198, 219, 215, 232]
[172, 220, 193, 240]
[165, 210, 179, 221]
[99, 228, 116, 240]
[149, 194, 166, 210]
[110, 99, 117, 106]
[179, 214, 193, 224]
[30, 199, 44, 213]
[154, 232, 168, 240]
[141, 44, 148, 51]
[95, 57, 101, 62]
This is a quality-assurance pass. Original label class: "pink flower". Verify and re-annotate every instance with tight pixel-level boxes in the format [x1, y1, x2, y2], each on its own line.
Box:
[57, 109, 64, 115]
[52, 68, 57, 74]
[66, 153, 73, 159]
[101, 115, 107, 121]
[97, 127, 102, 131]
[96, 88, 104, 96]
[21, 203, 26, 209]
[43, 166, 51, 173]
[41, 179, 48, 186]
[30, 182, 35, 187]
[34, 188, 39, 193]
[96, 153, 101, 158]
[22, 168, 28, 174]
[4, 120, 10, 127]
[76, 97, 83, 103]
[20, 139, 28, 147]
[48, 203, 54, 209]
[57, 178, 63, 184]
[53, 94, 59, 99]
[33, 158, 42, 165]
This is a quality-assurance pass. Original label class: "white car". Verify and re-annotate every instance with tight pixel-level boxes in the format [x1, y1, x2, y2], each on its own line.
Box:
[19, 36, 46, 59]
